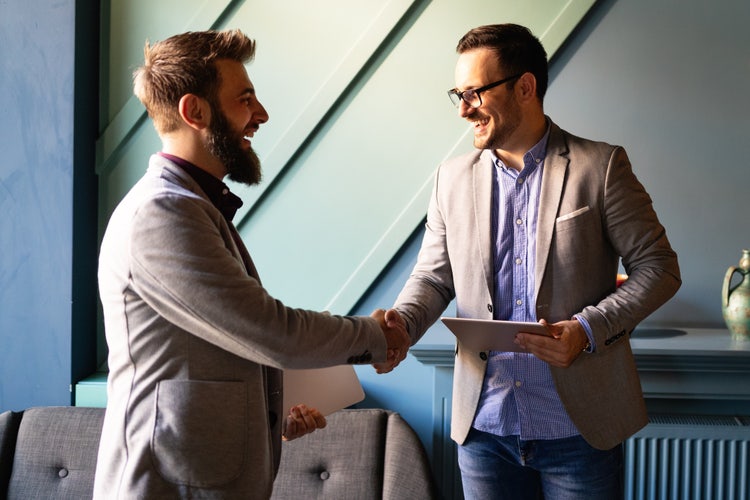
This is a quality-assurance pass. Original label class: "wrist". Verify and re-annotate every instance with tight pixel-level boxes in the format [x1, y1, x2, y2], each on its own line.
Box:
[573, 314, 595, 353]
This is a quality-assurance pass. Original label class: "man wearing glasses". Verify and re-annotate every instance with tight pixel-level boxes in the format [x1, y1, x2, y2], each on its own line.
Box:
[385, 24, 680, 498]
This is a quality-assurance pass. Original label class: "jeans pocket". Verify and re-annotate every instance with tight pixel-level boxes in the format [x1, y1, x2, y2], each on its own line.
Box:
[151, 379, 247, 487]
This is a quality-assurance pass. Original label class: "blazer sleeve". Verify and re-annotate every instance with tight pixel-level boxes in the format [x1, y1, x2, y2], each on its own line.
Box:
[577, 146, 681, 340]
[393, 163, 457, 343]
[127, 191, 387, 368]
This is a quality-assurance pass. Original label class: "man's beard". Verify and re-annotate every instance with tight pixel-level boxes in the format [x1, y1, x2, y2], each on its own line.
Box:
[207, 103, 262, 186]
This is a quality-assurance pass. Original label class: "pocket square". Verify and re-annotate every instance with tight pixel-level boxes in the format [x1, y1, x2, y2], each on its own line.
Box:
[556, 206, 590, 222]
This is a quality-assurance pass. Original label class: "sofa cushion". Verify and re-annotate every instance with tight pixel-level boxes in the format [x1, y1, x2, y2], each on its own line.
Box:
[0, 410, 24, 496]
[271, 408, 437, 499]
[6, 406, 104, 499]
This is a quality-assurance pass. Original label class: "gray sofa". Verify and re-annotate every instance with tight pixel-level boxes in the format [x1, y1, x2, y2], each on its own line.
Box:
[0, 406, 438, 499]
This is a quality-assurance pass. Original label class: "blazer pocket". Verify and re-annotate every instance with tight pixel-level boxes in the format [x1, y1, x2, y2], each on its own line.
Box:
[152, 379, 247, 488]
[552, 206, 598, 266]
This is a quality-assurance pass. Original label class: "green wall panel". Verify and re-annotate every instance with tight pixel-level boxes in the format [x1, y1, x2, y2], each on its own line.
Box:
[103, 0, 235, 124]
[97, 0, 596, 320]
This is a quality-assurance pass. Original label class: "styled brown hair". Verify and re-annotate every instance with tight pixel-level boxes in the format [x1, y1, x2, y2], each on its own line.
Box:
[457, 24, 548, 101]
[133, 29, 256, 134]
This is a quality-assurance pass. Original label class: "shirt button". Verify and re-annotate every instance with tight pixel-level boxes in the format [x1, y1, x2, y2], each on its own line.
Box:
[222, 188, 229, 195]
[516, 218, 523, 225]
[515, 381, 522, 388]
[517, 178, 524, 185]
[516, 299, 523, 306]
[515, 258, 522, 265]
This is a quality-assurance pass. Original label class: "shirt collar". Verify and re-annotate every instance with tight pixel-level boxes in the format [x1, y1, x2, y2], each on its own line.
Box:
[158, 152, 243, 223]
[491, 119, 551, 173]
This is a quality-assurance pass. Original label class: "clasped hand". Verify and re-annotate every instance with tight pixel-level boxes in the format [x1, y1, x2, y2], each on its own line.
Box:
[370, 308, 410, 374]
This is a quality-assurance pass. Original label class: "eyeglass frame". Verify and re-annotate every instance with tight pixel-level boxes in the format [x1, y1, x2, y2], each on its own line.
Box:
[447, 73, 524, 108]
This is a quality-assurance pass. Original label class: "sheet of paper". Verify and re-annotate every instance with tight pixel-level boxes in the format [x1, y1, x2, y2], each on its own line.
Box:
[441, 317, 551, 352]
[282, 364, 365, 416]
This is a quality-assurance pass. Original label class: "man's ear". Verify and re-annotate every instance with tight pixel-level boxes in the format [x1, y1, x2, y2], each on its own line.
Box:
[178, 93, 211, 130]
[516, 72, 538, 104]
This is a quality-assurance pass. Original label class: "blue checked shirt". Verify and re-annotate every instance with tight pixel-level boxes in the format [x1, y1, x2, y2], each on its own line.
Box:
[472, 125, 581, 440]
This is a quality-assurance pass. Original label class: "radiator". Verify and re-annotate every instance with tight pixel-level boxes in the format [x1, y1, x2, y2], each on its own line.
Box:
[624, 415, 750, 500]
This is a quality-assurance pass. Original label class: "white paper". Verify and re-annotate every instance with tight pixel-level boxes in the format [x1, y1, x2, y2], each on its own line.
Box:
[282, 364, 365, 416]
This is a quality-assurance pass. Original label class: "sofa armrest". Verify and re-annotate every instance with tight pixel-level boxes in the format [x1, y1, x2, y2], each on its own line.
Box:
[383, 411, 437, 499]
[0, 410, 24, 496]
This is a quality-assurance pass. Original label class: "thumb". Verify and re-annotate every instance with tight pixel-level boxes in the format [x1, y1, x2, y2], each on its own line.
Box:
[384, 308, 402, 327]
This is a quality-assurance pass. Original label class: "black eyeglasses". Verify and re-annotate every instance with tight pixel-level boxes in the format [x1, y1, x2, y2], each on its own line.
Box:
[447, 73, 523, 108]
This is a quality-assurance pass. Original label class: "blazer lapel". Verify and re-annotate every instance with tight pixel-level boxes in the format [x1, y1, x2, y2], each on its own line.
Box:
[535, 123, 569, 300]
[473, 150, 496, 296]
[156, 158, 261, 280]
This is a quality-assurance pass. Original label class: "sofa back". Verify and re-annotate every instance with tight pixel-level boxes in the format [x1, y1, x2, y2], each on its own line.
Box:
[0, 406, 437, 499]
[0, 406, 104, 499]
[271, 409, 437, 499]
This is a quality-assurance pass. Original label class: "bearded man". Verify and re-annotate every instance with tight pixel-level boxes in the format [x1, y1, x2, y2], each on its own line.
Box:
[93, 29, 409, 500]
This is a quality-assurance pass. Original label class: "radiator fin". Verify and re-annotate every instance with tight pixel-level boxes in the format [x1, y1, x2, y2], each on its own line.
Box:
[625, 415, 750, 500]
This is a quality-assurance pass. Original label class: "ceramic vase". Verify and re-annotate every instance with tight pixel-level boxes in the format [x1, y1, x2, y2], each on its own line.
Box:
[722, 249, 750, 340]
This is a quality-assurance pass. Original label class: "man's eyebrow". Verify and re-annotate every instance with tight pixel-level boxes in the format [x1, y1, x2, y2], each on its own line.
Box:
[237, 87, 256, 98]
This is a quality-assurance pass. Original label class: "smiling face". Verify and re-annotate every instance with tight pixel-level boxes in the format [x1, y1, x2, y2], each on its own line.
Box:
[207, 59, 269, 185]
[454, 48, 523, 153]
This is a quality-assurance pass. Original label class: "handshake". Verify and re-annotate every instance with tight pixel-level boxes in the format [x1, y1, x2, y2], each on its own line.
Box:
[370, 308, 411, 374]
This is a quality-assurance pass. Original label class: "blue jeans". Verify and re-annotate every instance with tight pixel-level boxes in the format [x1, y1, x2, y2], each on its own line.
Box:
[457, 428, 623, 500]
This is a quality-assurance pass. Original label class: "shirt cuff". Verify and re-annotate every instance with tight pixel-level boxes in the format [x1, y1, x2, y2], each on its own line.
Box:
[573, 314, 595, 353]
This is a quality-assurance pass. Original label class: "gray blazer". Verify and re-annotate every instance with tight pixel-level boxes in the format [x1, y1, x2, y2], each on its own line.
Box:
[94, 155, 386, 499]
[394, 121, 681, 450]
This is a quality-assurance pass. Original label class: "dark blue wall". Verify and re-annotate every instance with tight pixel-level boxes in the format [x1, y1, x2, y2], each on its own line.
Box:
[0, 0, 98, 411]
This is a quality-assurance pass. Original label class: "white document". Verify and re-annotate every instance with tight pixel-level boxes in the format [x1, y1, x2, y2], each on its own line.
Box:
[282, 364, 365, 416]
[441, 317, 551, 352]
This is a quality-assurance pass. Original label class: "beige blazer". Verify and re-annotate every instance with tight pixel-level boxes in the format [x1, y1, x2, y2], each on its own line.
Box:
[94, 156, 386, 499]
[394, 121, 681, 450]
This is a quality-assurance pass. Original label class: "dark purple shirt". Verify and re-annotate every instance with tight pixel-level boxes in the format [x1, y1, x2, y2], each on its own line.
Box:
[158, 152, 243, 223]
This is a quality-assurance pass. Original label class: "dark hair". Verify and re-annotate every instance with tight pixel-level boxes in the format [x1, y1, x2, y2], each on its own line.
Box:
[456, 24, 548, 101]
[133, 29, 256, 134]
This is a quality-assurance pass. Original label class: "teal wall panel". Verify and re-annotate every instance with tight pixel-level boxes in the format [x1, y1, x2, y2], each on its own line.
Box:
[103, 0, 235, 124]
[233, 0, 596, 311]
[97, 0, 596, 320]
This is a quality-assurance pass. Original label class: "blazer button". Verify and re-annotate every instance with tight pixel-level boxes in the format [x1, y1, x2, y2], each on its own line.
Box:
[479, 352, 488, 361]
